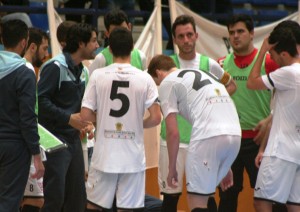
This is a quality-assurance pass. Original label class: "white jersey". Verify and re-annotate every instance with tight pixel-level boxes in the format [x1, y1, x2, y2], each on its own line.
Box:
[177, 52, 225, 80]
[159, 69, 241, 142]
[262, 63, 300, 165]
[82, 63, 158, 173]
[88, 48, 147, 75]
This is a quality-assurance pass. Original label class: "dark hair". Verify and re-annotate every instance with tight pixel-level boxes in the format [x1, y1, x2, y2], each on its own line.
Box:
[148, 55, 176, 78]
[104, 9, 129, 31]
[56, 20, 76, 43]
[109, 27, 133, 57]
[171, 15, 196, 37]
[273, 20, 300, 45]
[269, 27, 298, 57]
[63, 23, 97, 53]
[27, 27, 49, 50]
[1, 19, 28, 48]
[227, 14, 254, 32]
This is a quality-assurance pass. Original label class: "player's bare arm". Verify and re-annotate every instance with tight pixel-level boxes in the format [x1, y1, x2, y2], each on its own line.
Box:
[247, 37, 273, 90]
[165, 113, 180, 188]
[143, 102, 161, 128]
[255, 115, 272, 168]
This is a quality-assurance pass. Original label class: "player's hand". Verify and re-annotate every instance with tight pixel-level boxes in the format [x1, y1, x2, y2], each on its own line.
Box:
[32, 154, 45, 179]
[253, 118, 269, 145]
[80, 123, 95, 140]
[167, 169, 178, 188]
[255, 151, 264, 168]
[220, 169, 233, 191]
[69, 113, 90, 131]
[85, 123, 95, 139]
[261, 36, 276, 53]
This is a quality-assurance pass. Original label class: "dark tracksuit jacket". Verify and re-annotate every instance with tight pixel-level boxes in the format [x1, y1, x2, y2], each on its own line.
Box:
[0, 51, 40, 212]
[38, 52, 87, 212]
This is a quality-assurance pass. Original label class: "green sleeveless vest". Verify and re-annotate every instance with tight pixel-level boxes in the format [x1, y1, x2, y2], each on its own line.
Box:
[223, 53, 271, 130]
[161, 54, 210, 144]
[170, 54, 210, 71]
[101, 47, 143, 70]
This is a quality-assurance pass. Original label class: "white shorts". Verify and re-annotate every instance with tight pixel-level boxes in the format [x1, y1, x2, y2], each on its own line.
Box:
[24, 164, 44, 197]
[158, 139, 188, 194]
[186, 135, 240, 195]
[254, 156, 300, 204]
[24, 151, 46, 197]
[86, 167, 145, 209]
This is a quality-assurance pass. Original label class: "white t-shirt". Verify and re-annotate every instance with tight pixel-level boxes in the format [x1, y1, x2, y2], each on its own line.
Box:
[159, 68, 241, 142]
[177, 52, 225, 80]
[26, 61, 35, 72]
[82, 63, 158, 173]
[262, 63, 300, 164]
[88, 48, 147, 75]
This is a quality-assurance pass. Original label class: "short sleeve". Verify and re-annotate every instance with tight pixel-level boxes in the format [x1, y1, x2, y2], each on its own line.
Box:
[145, 73, 159, 109]
[82, 72, 98, 111]
[208, 58, 225, 80]
[264, 67, 295, 91]
[158, 81, 179, 118]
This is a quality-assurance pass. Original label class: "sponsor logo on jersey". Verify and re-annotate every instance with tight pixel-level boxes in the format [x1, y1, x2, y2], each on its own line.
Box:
[104, 122, 135, 139]
[116, 122, 123, 131]
[214, 89, 221, 96]
[233, 76, 248, 81]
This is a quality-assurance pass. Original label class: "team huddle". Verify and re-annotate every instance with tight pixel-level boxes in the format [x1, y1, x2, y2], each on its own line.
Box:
[0, 7, 300, 212]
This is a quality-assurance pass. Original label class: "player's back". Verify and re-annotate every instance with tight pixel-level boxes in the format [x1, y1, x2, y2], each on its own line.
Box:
[89, 63, 157, 172]
[160, 68, 241, 141]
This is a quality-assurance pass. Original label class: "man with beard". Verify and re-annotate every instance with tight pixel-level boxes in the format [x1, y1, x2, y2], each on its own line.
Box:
[38, 23, 98, 212]
[21, 27, 49, 212]
[24, 28, 49, 74]
[0, 19, 44, 212]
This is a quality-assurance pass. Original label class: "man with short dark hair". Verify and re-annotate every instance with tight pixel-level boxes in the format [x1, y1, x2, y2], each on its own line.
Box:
[217, 14, 278, 212]
[248, 25, 300, 212]
[81, 27, 161, 212]
[0, 19, 44, 212]
[38, 23, 99, 212]
[21, 27, 49, 212]
[88, 9, 147, 74]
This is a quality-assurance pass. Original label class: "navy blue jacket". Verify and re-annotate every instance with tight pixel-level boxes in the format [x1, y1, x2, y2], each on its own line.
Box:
[0, 51, 40, 155]
[38, 53, 85, 143]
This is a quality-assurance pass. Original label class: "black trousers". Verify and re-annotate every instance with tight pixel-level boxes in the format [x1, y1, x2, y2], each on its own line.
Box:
[41, 137, 86, 212]
[0, 141, 31, 212]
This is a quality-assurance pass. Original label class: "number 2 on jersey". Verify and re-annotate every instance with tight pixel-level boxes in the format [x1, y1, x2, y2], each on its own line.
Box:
[178, 70, 215, 91]
[109, 80, 130, 117]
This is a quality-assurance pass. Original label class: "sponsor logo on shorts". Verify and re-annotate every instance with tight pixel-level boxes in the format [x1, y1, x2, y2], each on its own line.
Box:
[162, 181, 166, 188]
[254, 187, 261, 191]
